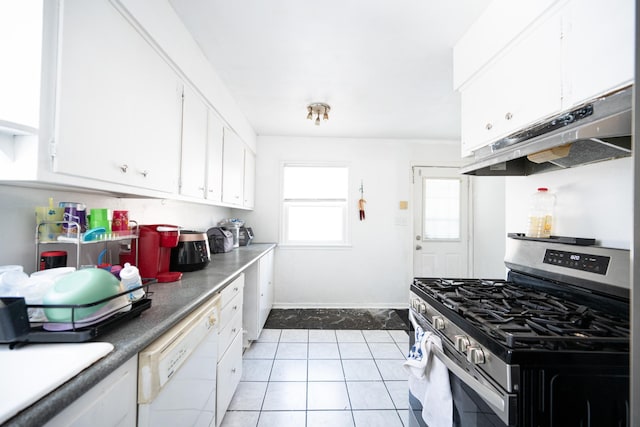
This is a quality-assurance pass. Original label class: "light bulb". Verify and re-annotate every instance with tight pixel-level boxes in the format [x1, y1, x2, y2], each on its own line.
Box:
[307, 106, 312, 120]
[315, 116, 320, 125]
[323, 111, 329, 121]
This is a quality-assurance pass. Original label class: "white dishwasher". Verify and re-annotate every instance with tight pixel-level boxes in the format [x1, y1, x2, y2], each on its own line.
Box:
[138, 294, 220, 427]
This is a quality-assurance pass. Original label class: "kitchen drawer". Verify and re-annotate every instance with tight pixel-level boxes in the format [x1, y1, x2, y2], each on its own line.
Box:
[216, 331, 242, 427]
[219, 291, 242, 332]
[219, 274, 244, 309]
[218, 309, 242, 362]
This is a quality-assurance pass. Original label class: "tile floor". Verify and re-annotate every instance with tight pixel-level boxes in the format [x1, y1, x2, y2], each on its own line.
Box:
[220, 328, 410, 427]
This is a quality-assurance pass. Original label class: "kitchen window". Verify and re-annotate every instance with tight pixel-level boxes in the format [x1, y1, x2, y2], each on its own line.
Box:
[281, 164, 349, 245]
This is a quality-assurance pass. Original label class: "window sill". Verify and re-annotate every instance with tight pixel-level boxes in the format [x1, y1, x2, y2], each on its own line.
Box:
[277, 243, 353, 250]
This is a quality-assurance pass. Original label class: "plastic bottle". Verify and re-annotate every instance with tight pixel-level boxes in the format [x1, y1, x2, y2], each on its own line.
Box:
[526, 187, 556, 238]
[119, 262, 145, 301]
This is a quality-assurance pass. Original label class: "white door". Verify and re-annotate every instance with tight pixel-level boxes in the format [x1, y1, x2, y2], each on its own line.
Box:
[413, 166, 471, 278]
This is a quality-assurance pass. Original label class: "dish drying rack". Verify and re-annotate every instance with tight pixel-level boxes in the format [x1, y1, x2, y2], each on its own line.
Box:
[0, 281, 154, 348]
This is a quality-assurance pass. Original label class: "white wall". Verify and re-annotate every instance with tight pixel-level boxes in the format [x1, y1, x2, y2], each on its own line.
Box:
[0, 184, 231, 273]
[505, 157, 632, 249]
[471, 176, 507, 278]
[239, 136, 506, 308]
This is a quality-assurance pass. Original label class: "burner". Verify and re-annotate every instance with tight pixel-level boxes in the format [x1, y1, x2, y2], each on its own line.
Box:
[413, 277, 629, 351]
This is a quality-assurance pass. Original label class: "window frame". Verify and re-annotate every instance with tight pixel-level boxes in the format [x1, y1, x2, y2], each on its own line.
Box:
[280, 162, 350, 247]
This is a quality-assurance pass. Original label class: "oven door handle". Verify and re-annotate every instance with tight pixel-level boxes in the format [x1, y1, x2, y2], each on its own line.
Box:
[409, 310, 512, 423]
[430, 345, 505, 412]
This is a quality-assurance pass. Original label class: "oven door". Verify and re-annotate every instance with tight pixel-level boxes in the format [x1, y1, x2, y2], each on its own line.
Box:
[408, 310, 516, 427]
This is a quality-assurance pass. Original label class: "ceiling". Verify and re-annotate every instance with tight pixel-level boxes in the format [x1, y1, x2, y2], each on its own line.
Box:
[168, 0, 491, 140]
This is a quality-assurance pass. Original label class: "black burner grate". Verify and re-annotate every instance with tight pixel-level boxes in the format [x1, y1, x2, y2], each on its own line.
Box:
[413, 277, 629, 351]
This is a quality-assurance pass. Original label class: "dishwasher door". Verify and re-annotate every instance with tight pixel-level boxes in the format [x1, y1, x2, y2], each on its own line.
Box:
[138, 294, 220, 427]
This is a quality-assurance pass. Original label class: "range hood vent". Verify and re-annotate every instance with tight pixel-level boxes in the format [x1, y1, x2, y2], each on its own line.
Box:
[461, 86, 633, 176]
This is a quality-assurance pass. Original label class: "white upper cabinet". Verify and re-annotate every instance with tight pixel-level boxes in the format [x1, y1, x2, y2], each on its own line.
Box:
[0, 0, 42, 134]
[222, 128, 245, 206]
[243, 148, 256, 209]
[53, 0, 182, 192]
[206, 110, 224, 203]
[460, 12, 562, 155]
[455, 0, 634, 157]
[179, 85, 208, 198]
[453, 0, 558, 90]
[560, 0, 635, 108]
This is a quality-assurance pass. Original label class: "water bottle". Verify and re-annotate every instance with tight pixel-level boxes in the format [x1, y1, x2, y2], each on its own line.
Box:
[120, 262, 145, 301]
[526, 187, 556, 238]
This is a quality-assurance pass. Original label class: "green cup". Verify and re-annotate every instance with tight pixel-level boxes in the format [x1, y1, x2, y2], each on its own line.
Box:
[88, 208, 111, 232]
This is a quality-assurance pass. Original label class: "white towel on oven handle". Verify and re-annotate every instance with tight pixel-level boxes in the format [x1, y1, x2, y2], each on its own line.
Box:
[403, 312, 453, 427]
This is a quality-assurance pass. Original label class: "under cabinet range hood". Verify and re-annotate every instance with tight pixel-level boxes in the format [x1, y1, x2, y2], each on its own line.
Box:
[461, 86, 633, 176]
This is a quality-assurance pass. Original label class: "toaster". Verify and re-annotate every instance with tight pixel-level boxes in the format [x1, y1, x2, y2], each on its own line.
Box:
[169, 230, 211, 272]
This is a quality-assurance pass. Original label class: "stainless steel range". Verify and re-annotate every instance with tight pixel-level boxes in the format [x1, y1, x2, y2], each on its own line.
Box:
[409, 235, 630, 426]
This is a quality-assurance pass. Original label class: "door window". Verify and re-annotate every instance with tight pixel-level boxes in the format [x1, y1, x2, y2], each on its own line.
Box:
[423, 178, 461, 240]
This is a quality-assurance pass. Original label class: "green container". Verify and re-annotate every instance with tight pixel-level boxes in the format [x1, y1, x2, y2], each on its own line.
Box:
[43, 269, 121, 322]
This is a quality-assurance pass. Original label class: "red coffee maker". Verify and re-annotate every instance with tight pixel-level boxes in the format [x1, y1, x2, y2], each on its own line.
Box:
[120, 224, 183, 283]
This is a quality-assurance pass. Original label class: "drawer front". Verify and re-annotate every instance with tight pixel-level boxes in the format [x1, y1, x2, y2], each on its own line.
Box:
[219, 291, 242, 331]
[218, 309, 242, 361]
[219, 274, 244, 309]
[216, 331, 243, 426]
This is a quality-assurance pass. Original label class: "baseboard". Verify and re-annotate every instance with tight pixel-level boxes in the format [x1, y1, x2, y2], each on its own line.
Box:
[272, 303, 409, 309]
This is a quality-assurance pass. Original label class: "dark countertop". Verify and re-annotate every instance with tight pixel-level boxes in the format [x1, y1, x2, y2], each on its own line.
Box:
[5, 243, 276, 427]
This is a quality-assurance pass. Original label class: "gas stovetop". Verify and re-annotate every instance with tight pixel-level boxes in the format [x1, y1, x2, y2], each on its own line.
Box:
[412, 277, 629, 352]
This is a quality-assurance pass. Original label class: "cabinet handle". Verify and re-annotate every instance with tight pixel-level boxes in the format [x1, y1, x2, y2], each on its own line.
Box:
[231, 368, 236, 373]
[140, 170, 149, 178]
[505, 112, 513, 120]
[233, 287, 239, 292]
[485, 123, 493, 130]
[120, 164, 128, 173]
[232, 328, 237, 333]
[233, 305, 238, 310]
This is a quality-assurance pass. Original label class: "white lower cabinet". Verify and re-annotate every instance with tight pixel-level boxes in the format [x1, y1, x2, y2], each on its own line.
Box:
[216, 274, 244, 426]
[243, 249, 275, 343]
[216, 330, 243, 426]
[45, 356, 137, 427]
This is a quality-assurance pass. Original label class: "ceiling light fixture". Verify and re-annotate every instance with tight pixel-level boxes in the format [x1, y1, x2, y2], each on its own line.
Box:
[306, 103, 330, 126]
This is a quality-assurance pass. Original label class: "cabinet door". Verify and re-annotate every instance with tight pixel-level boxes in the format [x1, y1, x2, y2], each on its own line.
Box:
[45, 356, 138, 427]
[216, 331, 242, 427]
[243, 147, 256, 209]
[206, 111, 224, 202]
[0, 1, 42, 133]
[258, 250, 274, 329]
[54, 0, 182, 192]
[179, 85, 208, 198]
[460, 13, 562, 156]
[561, 0, 634, 107]
[221, 128, 245, 205]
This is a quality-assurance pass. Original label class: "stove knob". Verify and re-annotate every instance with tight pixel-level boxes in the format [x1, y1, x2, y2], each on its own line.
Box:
[454, 335, 470, 353]
[431, 315, 445, 330]
[419, 303, 427, 314]
[467, 346, 485, 365]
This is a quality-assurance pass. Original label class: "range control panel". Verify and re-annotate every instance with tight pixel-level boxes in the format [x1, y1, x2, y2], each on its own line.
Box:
[543, 249, 610, 275]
